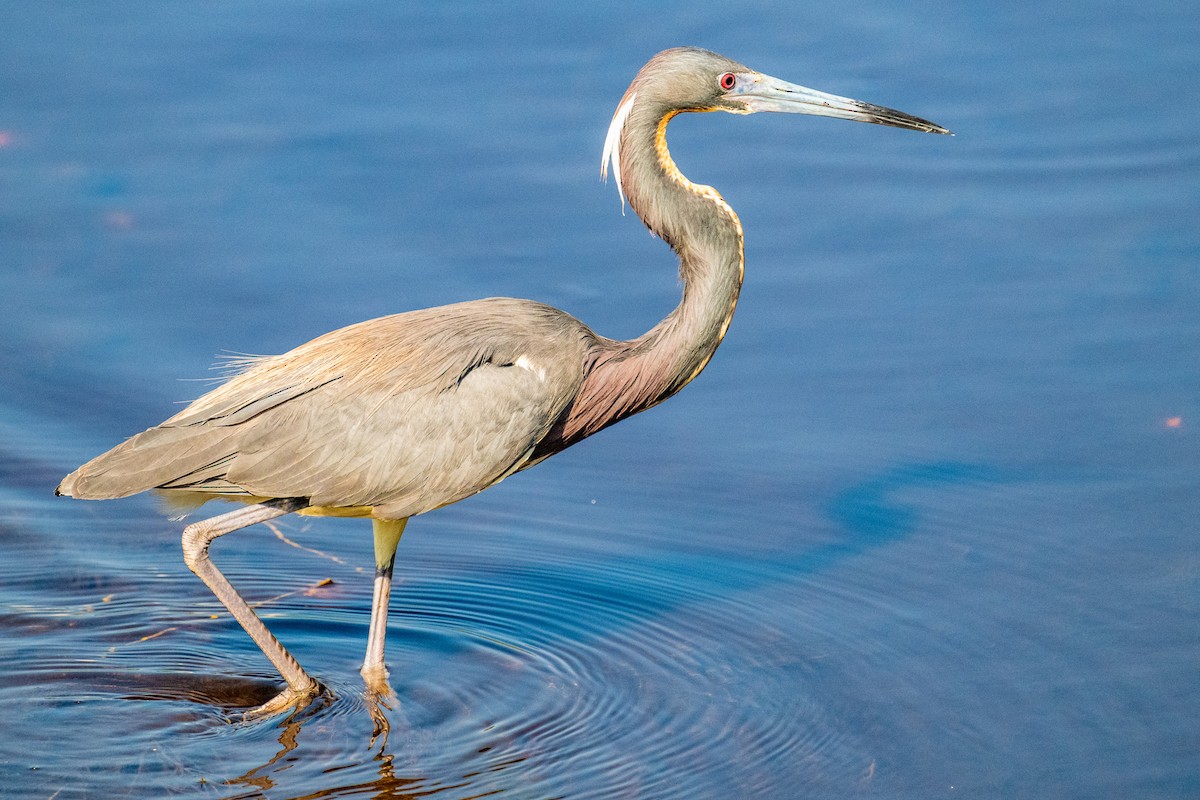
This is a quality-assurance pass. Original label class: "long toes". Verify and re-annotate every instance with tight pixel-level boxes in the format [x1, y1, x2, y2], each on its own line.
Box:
[366, 695, 392, 745]
[242, 683, 321, 720]
[363, 687, 395, 745]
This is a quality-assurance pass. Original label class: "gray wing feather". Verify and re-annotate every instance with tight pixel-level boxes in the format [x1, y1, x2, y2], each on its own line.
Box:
[228, 357, 572, 516]
[59, 298, 595, 515]
[57, 424, 243, 499]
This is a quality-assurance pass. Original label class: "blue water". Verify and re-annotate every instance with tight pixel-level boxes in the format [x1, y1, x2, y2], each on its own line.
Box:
[2, 1, 1197, 798]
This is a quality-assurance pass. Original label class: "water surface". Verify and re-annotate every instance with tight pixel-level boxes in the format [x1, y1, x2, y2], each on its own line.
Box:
[1, 1, 1197, 797]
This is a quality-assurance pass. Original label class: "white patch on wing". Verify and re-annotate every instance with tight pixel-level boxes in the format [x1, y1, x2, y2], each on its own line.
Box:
[514, 355, 546, 381]
[601, 91, 637, 214]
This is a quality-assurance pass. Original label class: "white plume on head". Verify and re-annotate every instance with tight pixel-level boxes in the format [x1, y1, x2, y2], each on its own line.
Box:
[601, 91, 637, 214]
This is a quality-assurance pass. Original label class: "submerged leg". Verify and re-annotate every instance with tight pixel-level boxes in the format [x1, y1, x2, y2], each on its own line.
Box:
[361, 517, 407, 692]
[180, 498, 320, 717]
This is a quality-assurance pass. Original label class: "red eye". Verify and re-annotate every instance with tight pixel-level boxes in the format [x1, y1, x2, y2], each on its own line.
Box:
[719, 72, 736, 90]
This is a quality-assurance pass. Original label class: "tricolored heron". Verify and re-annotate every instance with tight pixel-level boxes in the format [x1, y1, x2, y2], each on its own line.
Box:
[58, 47, 949, 717]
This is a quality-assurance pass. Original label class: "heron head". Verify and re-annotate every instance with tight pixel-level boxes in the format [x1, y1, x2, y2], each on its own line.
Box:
[636, 47, 950, 135]
[602, 48, 949, 209]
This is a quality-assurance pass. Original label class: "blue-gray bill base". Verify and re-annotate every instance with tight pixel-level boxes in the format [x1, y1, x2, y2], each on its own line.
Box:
[57, 47, 948, 725]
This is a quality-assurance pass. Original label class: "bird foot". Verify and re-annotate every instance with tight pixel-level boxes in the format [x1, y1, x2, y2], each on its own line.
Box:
[366, 693, 393, 746]
[361, 665, 395, 744]
[241, 681, 321, 721]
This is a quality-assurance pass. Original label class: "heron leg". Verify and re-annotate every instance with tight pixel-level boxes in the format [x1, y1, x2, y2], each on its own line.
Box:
[361, 517, 407, 694]
[180, 498, 320, 716]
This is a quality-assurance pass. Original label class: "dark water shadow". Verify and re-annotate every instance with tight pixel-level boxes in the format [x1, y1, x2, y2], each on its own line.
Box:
[823, 460, 1007, 553]
[15, 668, 284, 710]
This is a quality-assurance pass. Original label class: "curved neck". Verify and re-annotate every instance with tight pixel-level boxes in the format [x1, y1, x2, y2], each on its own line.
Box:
[551, 98, 745, 448]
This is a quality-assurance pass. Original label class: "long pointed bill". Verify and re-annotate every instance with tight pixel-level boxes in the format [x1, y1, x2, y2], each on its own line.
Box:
[729, 72, 951, 135]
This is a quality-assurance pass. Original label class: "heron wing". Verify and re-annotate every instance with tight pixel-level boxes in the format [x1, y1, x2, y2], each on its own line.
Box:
[226, 352, 577, 516]
[59, 298, 595, 511]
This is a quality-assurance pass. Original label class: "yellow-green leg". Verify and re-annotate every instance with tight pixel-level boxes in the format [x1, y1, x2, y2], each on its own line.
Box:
[361, 517, 407, 692]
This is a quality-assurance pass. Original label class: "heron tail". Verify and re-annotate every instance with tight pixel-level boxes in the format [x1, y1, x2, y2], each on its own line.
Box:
[57, 425, 243, 500]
